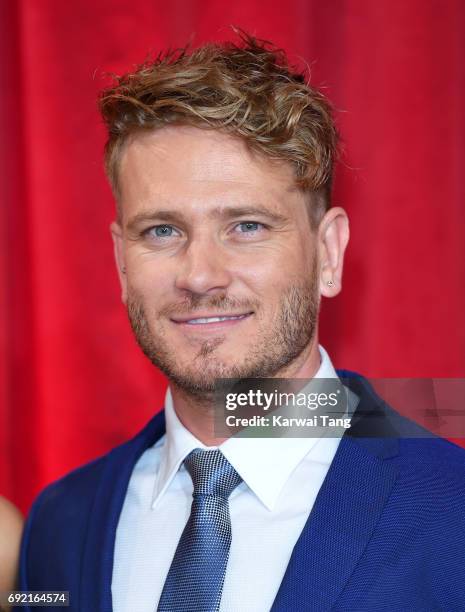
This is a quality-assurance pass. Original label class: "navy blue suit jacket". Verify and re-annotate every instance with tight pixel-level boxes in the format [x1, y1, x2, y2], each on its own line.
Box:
[18, 374, 465, 611]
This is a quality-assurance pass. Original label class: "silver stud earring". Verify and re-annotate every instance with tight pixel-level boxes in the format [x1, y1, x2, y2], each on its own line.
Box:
[327, 280, 334, 287]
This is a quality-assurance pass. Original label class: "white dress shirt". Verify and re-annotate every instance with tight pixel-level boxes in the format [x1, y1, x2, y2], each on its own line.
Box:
[112, 346, 348, 612]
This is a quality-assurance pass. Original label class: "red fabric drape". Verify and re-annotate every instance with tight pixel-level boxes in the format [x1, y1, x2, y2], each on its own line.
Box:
[1, 0, 464, 512]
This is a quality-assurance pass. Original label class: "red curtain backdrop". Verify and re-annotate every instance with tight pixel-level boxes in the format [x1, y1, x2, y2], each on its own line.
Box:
[1, 0, 464, 512]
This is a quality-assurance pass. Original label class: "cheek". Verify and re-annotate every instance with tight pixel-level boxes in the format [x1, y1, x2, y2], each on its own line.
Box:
[127, 257, 173, 303]
[235, 259, 292, 314]
[240, 245, 313, 291]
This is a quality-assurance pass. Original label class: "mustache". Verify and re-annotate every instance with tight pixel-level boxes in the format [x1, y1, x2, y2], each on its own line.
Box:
[158, 293, 258, 317]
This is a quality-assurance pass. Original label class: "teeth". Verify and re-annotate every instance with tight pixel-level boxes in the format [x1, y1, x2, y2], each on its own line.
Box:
[186, 315, 246, 325]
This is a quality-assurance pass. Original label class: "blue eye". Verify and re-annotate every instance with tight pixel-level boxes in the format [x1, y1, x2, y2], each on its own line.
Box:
[143, 224, 180, 242]
[154, 225, 174, 237]
[237, 222, 261, 232]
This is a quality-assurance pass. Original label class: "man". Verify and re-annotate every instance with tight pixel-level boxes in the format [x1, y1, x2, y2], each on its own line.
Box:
[18, 33, 465, 611]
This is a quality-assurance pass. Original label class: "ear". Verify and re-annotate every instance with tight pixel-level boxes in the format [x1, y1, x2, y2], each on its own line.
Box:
[317, 207, 350, 298]
[110, 220, 128, 304]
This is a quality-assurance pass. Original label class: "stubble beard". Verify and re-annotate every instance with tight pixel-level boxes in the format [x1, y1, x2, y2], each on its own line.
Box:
[126, 265, 320, 400]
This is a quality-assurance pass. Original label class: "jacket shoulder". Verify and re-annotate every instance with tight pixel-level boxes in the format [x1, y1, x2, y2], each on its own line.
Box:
[399, 434, 465, 484]
[19, 452, 110, 593]
[20, 411, 166, 593]
[29, 409, 166, 520]
[30, 453, 108, 524]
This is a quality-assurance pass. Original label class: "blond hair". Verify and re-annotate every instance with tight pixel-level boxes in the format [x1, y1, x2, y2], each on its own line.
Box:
[99, 31, 338, 224]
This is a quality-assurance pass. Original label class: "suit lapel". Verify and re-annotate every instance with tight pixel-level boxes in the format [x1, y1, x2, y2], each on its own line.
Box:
[271, 376, 401, 612]
[79, 410, 166, 612]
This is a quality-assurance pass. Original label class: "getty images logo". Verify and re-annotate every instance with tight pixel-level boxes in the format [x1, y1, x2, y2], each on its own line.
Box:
[224, 388, 341, 411]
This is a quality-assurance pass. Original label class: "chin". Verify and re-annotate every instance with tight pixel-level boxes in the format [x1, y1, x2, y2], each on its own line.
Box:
[180, 355, 246, 379]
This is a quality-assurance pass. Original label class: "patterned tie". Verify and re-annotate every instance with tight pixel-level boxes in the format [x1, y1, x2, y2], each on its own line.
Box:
[157, 448, 242, 612]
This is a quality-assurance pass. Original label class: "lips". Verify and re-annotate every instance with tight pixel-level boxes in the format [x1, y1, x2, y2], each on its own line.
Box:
[171, 312, 253, 325]
[184, 314, 249, 325]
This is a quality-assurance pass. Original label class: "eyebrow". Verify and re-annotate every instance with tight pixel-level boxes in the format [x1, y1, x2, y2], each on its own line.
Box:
[125, 205, 288, 232]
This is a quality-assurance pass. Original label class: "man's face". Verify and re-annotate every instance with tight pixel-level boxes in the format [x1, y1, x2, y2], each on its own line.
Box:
[113, 126, 322, 395]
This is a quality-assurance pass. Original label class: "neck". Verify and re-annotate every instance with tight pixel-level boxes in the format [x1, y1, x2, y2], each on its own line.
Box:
[170, 337, 322, 446]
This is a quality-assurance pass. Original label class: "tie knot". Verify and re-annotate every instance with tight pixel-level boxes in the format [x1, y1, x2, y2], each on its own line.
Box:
[184, 449, 242, 499]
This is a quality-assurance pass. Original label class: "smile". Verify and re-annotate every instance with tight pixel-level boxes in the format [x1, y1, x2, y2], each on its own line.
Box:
[186, 314, 249, 325]
[171, 312, 253, 328]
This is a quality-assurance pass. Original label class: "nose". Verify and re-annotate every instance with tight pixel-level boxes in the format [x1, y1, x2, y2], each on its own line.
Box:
[174, 234, 232, 295]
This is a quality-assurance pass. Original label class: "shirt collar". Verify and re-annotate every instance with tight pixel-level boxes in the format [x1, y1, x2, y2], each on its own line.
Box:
[152, 344, 339, 511]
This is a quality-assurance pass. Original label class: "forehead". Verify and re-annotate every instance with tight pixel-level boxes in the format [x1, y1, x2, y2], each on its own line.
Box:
[117, 126, 303, 218]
